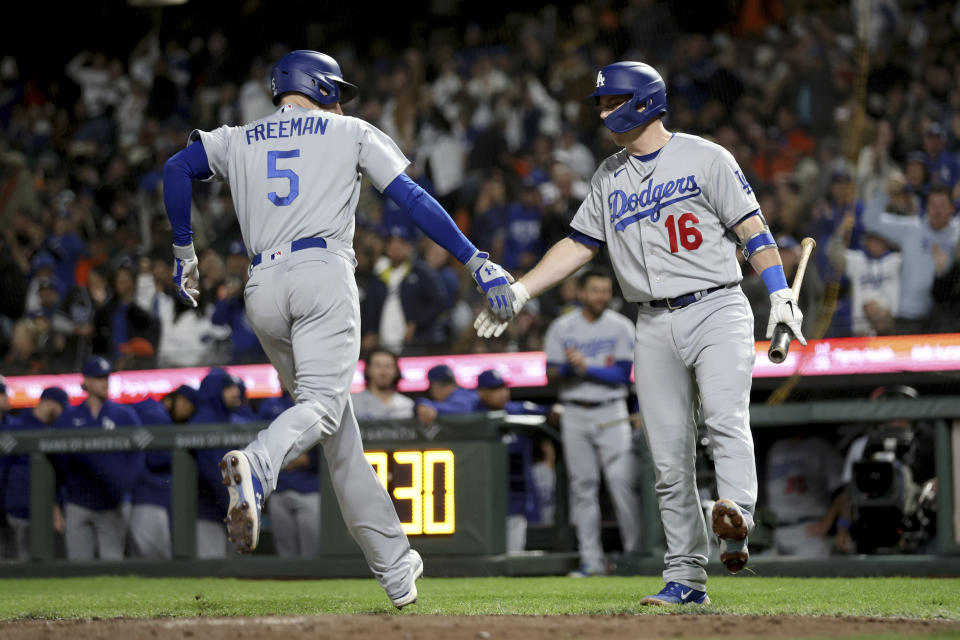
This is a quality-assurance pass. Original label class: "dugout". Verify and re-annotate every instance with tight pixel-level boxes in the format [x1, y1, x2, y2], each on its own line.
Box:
[1, 397, 959, 579]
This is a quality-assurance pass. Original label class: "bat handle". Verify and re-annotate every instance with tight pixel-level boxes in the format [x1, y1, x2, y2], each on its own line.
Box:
[768, 323, 794, 364]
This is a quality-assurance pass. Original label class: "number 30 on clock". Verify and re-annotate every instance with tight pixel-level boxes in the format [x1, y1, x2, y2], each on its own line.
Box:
[364, 449, 455, 535]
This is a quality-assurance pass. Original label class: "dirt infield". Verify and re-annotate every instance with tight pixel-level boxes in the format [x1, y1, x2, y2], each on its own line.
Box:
[3, 615, 958, 639]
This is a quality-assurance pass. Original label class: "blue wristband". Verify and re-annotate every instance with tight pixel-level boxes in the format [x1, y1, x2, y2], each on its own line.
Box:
[760, 264, 789, 294]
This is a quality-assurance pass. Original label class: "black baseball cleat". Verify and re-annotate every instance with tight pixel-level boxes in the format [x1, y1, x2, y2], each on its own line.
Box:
[220, 450, 264, 554]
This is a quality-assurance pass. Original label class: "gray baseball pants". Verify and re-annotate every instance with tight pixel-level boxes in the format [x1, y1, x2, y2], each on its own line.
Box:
[196, 519, 228, 558]
[128, 504, 172, 559]
[240, 249, 412, 600]
[64, 503, 126, 560]
[633, 286, 757, 592]
[268, 490, 320, 557]
[561, 400, 641, 573]
[2, 515, 29, 560]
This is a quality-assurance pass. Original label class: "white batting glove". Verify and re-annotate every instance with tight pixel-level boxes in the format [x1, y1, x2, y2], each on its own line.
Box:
[172, 243, 201, 308]
[766, 289, 806, 346]
[474, 282, 530, 338]
[466, 251, 518, 321]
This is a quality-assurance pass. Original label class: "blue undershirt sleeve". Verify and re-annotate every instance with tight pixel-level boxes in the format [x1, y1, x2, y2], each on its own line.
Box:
[731, 209, 761, 228]
[383, 173, 478, 264]
[584, 360, 633, 385]
[568, 230, 605, 248]
[163, 141, 214, 246]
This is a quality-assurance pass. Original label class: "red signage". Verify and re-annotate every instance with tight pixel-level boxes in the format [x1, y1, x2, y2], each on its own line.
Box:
[5, 334, 960, 408]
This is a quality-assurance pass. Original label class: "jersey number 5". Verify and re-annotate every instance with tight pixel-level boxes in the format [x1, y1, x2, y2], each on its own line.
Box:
[665, 213, 703, 252]
[267, 149, 300, 206]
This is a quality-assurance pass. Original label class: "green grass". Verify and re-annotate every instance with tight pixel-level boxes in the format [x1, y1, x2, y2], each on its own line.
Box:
[0, 576, 957, 621]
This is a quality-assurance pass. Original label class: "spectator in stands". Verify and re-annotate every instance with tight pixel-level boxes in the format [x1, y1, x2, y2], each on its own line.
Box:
[471, 175, 509, 255]
[24, 252, 65, 314]
[414, 364, 476, 426]
[862, 181, 959, 333]
[153, 275, 231, 368]
[355, 231, 387, 354]
[400, 237, 455, 355]
[46, 210, 86, 294]
[192, 369, 255, 558]
[903, 151, 931, 205]
[3, 1, 960, 359]
[931, 229, 960, 332]
[92, 260, 157, 368]
[0, 385, 68, 560]
[375, 225, 415, 354]
[129, 385, 199, 559]
[257, 391, 319, 557]
[352, 349, 414, 420]
[922, 122, 960, 190]
[56, 357, 144, 560]
[503, 180, 544, 273]
[212, 241, 264, 364]
[828, 216, 902, 337]
[765, 436, 845, 557]
[856, 120, 898, 201]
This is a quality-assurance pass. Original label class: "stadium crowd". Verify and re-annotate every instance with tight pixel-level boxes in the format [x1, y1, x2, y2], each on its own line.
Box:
[0, 2, 959, 374]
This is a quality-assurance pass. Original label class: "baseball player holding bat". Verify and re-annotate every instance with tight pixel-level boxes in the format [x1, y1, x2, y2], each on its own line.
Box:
[768, 237, 816, 363]
[162, 50, 517, 608]
[476, 62, 806, 605]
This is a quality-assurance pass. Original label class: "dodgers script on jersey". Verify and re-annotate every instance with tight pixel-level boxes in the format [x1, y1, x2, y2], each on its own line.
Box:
[191, 104, 409, 261]
[544, 308, 635, 403]
[570, 133, 759, 302]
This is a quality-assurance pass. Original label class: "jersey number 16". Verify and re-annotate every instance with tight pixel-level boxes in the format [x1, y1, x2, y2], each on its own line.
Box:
[665, 213, 702, 252]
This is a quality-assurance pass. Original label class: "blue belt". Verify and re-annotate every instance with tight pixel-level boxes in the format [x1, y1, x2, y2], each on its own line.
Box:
[251, 237, 327, 267]
[646, 285, 725, 310]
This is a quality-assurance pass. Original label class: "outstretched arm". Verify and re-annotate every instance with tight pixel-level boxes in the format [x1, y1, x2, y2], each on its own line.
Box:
[475, 235, 598, 338]
[519, 236, 598, 298]
[383, 173, 517, 321]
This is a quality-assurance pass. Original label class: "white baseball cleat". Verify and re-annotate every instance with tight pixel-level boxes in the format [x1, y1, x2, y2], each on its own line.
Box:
[711, 498, 749, 573]
[220, 450, 264, 554]
[391, 549, 424, 610]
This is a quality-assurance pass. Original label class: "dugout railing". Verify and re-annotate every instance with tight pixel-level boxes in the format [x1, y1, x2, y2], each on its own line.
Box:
[1, 400, 958, 578]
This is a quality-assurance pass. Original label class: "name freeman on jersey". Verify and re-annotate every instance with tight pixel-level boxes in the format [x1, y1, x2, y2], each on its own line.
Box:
[608, 174, 702, 230]
[244, 117, 329, 145]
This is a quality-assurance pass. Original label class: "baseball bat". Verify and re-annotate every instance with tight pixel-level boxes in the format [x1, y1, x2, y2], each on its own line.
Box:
[768, 237, 816, 364]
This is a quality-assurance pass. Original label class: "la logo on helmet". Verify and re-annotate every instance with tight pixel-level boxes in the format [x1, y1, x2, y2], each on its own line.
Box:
[596, 71, 605, 87]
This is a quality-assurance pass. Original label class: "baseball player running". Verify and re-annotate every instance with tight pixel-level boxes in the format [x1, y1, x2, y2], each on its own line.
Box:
[543, 267, 640, 576]
[475, 61, 806, 605]
[162, 50, 517, 608]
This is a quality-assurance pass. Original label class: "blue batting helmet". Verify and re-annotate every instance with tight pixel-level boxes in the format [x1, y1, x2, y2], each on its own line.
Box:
[587, 61, 667, 133]
[270, 50, 358, 106]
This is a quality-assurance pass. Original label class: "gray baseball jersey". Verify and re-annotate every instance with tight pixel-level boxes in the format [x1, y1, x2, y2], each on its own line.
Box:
[570, 133, 759, 302]
[192, 104, 409, 262]
[567, 131, 760, 591]
[351, 390, 415, 420]
[192, 102, 417, 599]
[544, 308, 635, 403]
